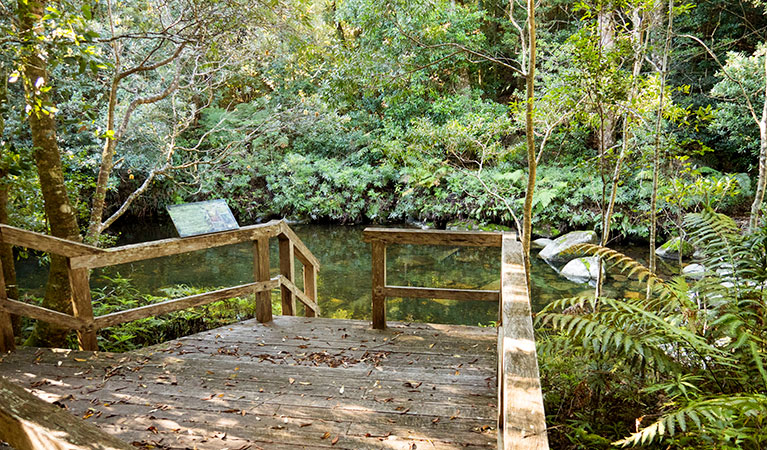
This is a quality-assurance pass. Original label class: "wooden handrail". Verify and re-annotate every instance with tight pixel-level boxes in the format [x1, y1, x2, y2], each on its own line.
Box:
[0, 224, 104, 257]
[0, 220, 321, 353]
[363, 227, 503, 247]
[69, 220, 282, 269]
[497, 234, 548, 449]
[364, 227, 549, 447]
[279, 276, 320, 316]
[279, 221, 321, 270]
[1, 297, 87, 330]
[93, 279, 280, 329]
[0, 376, 133, 450]
[364, 227, 504, 329]
[382, 285, 499, 302]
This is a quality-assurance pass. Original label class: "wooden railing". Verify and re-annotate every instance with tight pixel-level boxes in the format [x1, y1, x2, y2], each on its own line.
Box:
[362, 227, 549, 449]
[0, 220, 320, 353]
[497, 234, 548, 449]
[362, 227, 503, 330]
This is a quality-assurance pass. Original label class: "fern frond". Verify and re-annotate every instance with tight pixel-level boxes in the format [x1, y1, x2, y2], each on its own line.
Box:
[566, 243, 676, 300]
[614, 394, 767, 447]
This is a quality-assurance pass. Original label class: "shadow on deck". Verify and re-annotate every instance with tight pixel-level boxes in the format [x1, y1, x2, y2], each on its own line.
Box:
[0, 316, 497, 449]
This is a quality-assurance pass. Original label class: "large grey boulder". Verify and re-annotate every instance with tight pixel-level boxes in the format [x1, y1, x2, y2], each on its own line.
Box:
[561, 257, 604, 284]
[538, 230, 598, 264]
[655, 237, 694, 260]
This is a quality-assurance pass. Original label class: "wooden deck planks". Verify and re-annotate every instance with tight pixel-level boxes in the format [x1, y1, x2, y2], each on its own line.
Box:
[0, 316, 497, 449]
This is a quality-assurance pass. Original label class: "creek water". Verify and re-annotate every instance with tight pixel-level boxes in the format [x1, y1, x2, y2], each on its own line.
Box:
[14, 223, 673, 326]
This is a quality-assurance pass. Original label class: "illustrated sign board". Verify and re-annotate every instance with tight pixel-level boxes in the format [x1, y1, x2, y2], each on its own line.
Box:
[167, 199, 240, 237]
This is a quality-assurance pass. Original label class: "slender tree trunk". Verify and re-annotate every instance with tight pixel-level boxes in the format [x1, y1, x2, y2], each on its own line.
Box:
[597, 9, 617, 153]
[0, 179, 20, 334]
[0, 70, 19, 333]
[749, 84, 767, 230]
[85, 79, 119, 244]
[521, 0, 537, 296]
[597, 7, 646, 295]
[649, 0, 674, 286]
[19, 0, 83, 347]
[594, 8, 617, 298]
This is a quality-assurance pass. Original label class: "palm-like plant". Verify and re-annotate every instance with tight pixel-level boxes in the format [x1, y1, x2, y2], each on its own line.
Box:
[538, 208, 767, 448]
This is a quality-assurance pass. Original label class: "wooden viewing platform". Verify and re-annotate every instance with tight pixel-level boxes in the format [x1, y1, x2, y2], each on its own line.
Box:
[0, 316, 497, 449]
[0, 222, 548, 449]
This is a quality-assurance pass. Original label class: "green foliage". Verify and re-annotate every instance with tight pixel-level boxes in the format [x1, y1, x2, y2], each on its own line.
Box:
[538, 209, 767, 448]
[87, 275, 267, 352]
[710, 44, 767, 170]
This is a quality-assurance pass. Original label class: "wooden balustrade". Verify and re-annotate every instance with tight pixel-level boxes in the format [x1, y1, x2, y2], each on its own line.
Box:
[362, 227, 503, 330]
[363, 227, 549, 449]
[0, 220, 320, 353]
[497, 234, 548, 449]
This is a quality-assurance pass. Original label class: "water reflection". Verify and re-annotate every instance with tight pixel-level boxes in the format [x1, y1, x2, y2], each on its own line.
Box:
[13, 223, 668, 326]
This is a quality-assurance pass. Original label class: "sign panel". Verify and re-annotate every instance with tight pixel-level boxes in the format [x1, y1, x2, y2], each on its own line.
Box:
[167, 199, 240, 237]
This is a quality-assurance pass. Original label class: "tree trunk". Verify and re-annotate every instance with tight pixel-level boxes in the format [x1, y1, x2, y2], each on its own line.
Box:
[596, 6, 646, 296]
[521, 0, 536, 296]
[19, 0, 83, 347]
[0, 182, 20, 333]
[597, 9, 617, 153]
[85, 82, 118, 244]
[649, 0, 674, 285]
[749, 53, 767, 231]
[0, 70, 20, 333]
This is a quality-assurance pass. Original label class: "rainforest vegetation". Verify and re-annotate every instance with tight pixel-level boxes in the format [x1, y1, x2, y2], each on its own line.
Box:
[3, 0, 767, 447]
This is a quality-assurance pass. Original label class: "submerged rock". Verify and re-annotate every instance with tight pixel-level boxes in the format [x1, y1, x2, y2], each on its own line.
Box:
[682, 263, 706, 280]
[531, 238, 553, 249]
[446, 220, 512, 232]
[655, 237, 695, 260]
[560, 256, 604, 284]
[446, 220, 480, 231]
[538, 230, 598, 264]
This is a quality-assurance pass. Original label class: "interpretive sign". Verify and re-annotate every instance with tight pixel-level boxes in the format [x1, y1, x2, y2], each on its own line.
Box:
[167, 199, 240, 237]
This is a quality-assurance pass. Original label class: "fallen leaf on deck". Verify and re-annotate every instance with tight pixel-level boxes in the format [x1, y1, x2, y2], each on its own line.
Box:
[331, 436, 339, 445]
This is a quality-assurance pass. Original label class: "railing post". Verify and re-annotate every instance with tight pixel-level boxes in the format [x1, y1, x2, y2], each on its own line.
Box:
[68, 263, 97, 351]
[371, 240, 386, 329]
[303, 263, 317, 317]
[0, 255, 15, 353]
[254, 237, 272, 323]
[278, 236, 296, 316]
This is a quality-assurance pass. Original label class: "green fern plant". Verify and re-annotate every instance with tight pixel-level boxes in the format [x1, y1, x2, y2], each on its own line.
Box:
[538, 208, 767, 448]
